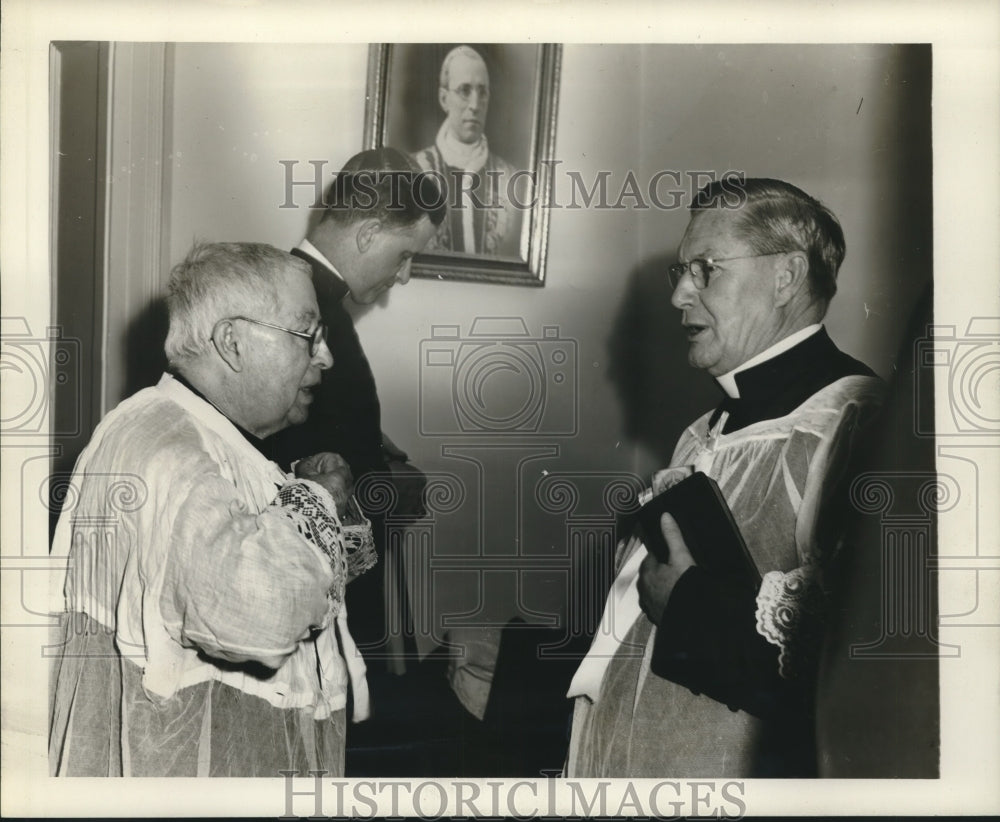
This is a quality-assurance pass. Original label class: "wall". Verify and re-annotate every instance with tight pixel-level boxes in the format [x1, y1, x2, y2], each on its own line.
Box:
[164, 43, 931, 706]
[168, 43, 369, 258]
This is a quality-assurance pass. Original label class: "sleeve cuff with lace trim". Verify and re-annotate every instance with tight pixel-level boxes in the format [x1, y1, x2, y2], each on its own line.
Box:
[273, 479, 349, 610]
[650, 566, 813, 720]
[756, 565, 825, 680]
[339, 496, 378, 580]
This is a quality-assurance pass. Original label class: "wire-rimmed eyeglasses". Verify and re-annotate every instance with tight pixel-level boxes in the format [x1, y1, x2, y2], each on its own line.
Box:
[667, 252, 789, 290]
[446, 83, 490, 102]
[230, 316, 327, 357]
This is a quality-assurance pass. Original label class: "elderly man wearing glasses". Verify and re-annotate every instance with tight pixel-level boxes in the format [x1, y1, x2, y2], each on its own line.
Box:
[49, 242, 373, 777]
[413, 45, 524, 257]
[566, 178, 884, 778]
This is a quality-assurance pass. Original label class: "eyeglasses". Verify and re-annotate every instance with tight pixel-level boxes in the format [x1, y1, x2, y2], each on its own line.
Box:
[231, 316, 327, 357]
[667, 252, 789, 290]
[446, 83, 489, 102]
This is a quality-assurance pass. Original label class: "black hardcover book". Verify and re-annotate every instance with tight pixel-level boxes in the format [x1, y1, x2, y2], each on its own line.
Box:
[636, 471, 761, 591]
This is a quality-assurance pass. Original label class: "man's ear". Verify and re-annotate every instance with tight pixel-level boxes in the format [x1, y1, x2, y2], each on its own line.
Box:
[355, 218, 382, 254]
[773, 251, 810, 307]
[211, 319, 243, 372]
[438, 86, 449, 114]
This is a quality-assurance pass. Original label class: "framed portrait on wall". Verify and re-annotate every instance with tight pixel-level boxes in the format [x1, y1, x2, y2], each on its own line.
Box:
[364, 43, 562, 286]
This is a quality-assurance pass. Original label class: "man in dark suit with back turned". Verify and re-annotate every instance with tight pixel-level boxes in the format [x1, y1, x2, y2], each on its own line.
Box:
[262, 148, 444, 678]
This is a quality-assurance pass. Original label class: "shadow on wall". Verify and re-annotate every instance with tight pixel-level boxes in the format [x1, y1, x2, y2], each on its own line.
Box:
[816, 284, 939, 777]
[605, 252, 719, 466]
[124, 297, 170, 398]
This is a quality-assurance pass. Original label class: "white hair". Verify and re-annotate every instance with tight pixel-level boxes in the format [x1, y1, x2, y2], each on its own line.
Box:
[439, 45, 487, 88]
[164, 241, 307, 366]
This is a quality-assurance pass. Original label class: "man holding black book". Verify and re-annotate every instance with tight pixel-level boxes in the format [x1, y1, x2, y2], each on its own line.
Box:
[566, 178, 884, 777]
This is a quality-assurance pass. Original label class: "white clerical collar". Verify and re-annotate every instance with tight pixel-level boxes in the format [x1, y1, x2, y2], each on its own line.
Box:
[716, 324, 824, 399]
[297, 239, 345, 283]
[435, 119, 489, 173]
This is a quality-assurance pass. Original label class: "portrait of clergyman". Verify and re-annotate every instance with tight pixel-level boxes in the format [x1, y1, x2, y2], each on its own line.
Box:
[367, 43, 560, 284]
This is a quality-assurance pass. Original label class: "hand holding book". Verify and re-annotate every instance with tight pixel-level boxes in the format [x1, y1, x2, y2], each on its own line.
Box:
[635, 471, 760, 625]
[637, 513, 694, 625]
